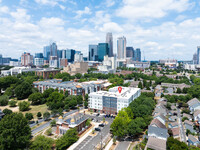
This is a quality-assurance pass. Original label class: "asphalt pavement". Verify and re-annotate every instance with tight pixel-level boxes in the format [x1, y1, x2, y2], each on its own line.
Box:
[177, 108, 187, 143]
[115, 141, 130, 150]
[73, 115, 114, 150]
[31, 108, 83, 135]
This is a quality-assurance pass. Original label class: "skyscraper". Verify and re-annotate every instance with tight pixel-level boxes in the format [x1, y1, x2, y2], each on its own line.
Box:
[34, 53, 44, 67]
[21, 52, 33, 66]
[88, 45, 98, 61]
[193, 52, 197, 64]
[97, 43, 109, 62]
[197, 46, 200, 64]
[134, 48, 141, 61]
[117, 36, 126, 59]
[106, 32, 113, 57]
[50, 42, 57, 57]
[43, 46, 50, 60]
[126, 47, 134, 58]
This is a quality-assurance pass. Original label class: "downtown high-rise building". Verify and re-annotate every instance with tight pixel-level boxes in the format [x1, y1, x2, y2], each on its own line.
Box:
[88, 45, 98, 61]
[34, 53, 44, 67]
[50, 42, 57, 57]
[43, 46, 50, 60]
[117, 36, 126, 59]
[97, 43, 109, 62]
[193, 52, 197, 64]
[21, 52, 33, 66]
[126, 47, 134, 58]
[134, 48, 141, 61]
[106, 32, 113, 57]
[197, 46, 200, 64]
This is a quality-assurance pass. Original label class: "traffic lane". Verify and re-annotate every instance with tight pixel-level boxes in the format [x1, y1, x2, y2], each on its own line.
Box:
[81, 118, 113, 150]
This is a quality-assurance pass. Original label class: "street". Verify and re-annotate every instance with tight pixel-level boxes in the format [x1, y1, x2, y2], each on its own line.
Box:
[73, 115, 113, 150]
[177, 108, 187, 143]
[31, 108, 83, 135]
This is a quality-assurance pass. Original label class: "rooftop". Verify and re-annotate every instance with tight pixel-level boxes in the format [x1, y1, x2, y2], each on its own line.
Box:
[150, 118, 166, 129]
[147, 137, 166, 150]
[89, 86, 140, 99]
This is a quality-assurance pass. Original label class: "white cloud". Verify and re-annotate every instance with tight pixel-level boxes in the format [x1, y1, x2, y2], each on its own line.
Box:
[89, 11, 111, 26]
[35, 0, 57, 6]
[99, 22, 123, 33]
[105, 0, 115, 7]
[0, 6, 9, 14]
[75, 7, 91, 19]
[10, 9, 30, 22]
[116, 0, 194, 21]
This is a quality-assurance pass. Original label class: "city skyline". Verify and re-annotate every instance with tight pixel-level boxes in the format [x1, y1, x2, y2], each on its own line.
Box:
[0, 0, 200, 60]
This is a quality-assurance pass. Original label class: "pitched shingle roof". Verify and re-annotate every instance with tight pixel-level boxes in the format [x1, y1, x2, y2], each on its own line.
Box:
[147, 137, 166, 150]
[187, 98, 200, 106]
[154, 113, 166, 121]
[194, 110, 200, 117]
[188, 134, 199, 143]
[150, 119, 166, 129]
[171, 128, 180, 136]
[184, 120, 193, 126]
[148, 126, 168, 139]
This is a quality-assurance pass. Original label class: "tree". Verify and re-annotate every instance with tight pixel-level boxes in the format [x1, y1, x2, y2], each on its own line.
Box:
[0, 113, 31, 150]
[37, 112, 42, 118]
[28, 92, 43, 105]
[127, 117, 146, 137]
[19, 101, 30, 111]
[51, 120, 56, 127]
[43, 88, 54, 99]
[167, 137, 188, 150]
[46, 91, 64, 110]
[58, 107, 63, 116]
[176, 88, 182, 93]
[56, 128, 78, 150]
[110, 109, 131, 138]
[4, 87, 14, 97]
[84, 94, 88, 108]
[77, 95, 83, 105]
[43, 111, 50, 121]
[138, 81, 143, 89]
[15, 82, 33, 100]
[75, 73, 82, 79]
[2, 108, 12, 115]
[8, 100, 17, 107]
[0, 95, 9, 106]
[25, 113, 33, 121]
[182, 117, 189, 122]
[30, 135, 54, 150]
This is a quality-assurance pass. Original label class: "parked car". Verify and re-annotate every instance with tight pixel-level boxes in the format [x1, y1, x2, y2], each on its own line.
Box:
[95, 128, 101, 131]
[99, 123, 104, 127]
[96, 113, 100, 116]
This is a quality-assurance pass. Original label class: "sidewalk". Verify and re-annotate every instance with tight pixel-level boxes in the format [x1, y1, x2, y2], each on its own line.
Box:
[68, 122, 99, 150]
[104, 138, 113, 150]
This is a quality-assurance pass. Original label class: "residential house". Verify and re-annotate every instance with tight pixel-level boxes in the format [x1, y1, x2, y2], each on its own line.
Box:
[148, 126, 168, 140]
[182, 113, 192, 121]
[184, 120, 196, 134]
[168, 122, 179, 129]
[153, 113, 166, 125]
[150, 118, 166, 129]
[170, 128, 180, 138]
[188, 134, 200, 146]
[146, 137, 166, 150]
[168, 110, 177, 116]
[153, 107, 167, 117]
[168, 116, 177, 122]
[187, 98, 200, 113]
[194, 110, 200, 123]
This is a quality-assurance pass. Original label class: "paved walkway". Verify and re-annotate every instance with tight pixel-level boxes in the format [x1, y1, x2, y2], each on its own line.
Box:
[104, 138, 113, 150]
[115, 141, 130, 150]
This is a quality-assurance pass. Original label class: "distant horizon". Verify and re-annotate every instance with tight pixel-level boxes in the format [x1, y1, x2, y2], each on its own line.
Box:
[0, 0, 200, 60]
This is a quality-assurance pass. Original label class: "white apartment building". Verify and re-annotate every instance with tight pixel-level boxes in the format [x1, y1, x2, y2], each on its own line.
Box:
[89, 86, 141, 115]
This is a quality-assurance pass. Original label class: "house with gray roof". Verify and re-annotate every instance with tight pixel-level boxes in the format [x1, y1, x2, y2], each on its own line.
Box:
[153, 107, 167, 117]
[148, 125, 168, 140]
[168, 116, 177, 122]
[194, 110, 200, 123]
[188, 134, 200, 146]
[187, 98, 200, 113]
[184, 120, 196, 133]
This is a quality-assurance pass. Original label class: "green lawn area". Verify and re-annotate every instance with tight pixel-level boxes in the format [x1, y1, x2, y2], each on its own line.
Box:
[21, 104, 49, 119]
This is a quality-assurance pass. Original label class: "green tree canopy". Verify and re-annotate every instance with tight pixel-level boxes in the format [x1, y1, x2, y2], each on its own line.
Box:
[28, 92, 43, 105]
[0, 113, 31, 150]
[56, 128, 78, 150]
[30, 135, 54, 150]
[0, 95, 9, 106]
[19, 101, 30, 111]
[15, 82, 33, 100]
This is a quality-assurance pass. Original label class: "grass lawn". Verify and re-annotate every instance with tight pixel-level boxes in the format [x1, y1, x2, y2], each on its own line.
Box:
[21, 104, 49, 119]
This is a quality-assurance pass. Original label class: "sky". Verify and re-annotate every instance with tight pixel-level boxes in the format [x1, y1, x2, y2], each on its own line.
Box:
[0, 0, 200, 60]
